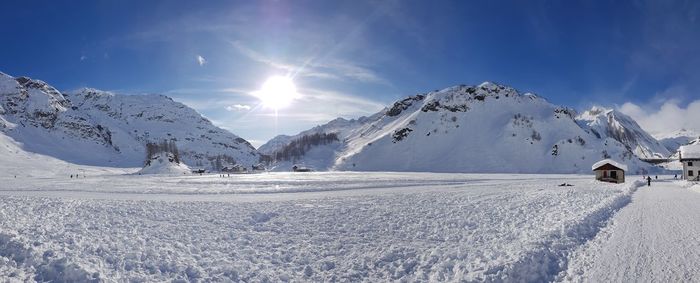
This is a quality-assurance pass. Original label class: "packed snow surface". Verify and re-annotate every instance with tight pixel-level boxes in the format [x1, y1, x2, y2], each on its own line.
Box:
[0, 172, 647, 282]
[560, 178, 700, 282]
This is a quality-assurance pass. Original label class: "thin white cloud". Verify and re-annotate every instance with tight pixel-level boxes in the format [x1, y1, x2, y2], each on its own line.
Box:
[229, 41, 389, 85]
[619, 99, 700, 138]
[196, 55, 207, 66]
[226, 104, 252, 111]
[246, 87, 387, 124]
[312, 60, 389, 84]
[230, 41, 296, 72]
[80, 55, 87, 61]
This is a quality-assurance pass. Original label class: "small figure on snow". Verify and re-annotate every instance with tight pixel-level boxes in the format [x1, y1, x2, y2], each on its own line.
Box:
[70, 174, 73, 179]
[647, 176, 652, 186]
[655, 175, 658, 180]
[675, 174, 678, 179]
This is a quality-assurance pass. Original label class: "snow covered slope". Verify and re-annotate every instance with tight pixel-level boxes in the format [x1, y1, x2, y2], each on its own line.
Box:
[657, 129, 699, 155]
[258, 116, 376, 170]
[577, 107, 671, 159]
[0, 71, 260, 169]
[261, 82, 659, 174]
[0, 131, 131, 177]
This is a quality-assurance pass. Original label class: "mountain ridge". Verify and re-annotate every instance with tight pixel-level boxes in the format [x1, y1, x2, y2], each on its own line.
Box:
[0, 71, 261, 170]
[261, 82, 666, 174]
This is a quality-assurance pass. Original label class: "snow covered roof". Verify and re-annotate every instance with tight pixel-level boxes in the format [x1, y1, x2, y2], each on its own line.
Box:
[591, 159, 628, 171]
[680, 143, 700, 160]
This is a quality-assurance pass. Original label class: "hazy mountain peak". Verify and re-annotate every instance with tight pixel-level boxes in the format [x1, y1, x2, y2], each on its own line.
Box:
[577, 106, 670, 159]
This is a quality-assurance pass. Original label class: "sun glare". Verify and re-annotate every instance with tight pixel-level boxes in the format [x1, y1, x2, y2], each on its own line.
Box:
[254, 76, 299, 109]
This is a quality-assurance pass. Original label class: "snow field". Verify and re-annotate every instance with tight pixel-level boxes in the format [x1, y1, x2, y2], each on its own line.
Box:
[558, 179, 700, 282]
[0, 173, 640, 281]
[1, 172, 591, 195]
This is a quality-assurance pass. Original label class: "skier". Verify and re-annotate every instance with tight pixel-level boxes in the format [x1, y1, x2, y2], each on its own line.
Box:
[655, 175, 658, 180]
[675, 174, 678, 179]
[647, 176, 652, 186]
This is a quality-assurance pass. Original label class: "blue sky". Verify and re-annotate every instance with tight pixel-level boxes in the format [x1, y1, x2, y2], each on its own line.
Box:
[2, 0, 700, 145]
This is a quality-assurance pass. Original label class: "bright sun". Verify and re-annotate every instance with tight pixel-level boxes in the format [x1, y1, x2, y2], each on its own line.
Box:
[254, 76, 299, 109]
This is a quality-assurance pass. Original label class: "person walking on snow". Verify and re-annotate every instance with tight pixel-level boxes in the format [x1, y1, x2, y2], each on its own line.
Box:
[647, 176, 652, 186]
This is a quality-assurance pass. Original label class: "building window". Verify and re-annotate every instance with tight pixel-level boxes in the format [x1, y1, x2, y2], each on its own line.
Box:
[690, 161, 694, 166]
[690, 170, 695, 177]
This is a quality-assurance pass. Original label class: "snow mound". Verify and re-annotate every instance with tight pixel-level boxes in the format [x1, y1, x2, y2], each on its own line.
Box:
[591, 159, 628, 171]
[137, 152, 190, 175]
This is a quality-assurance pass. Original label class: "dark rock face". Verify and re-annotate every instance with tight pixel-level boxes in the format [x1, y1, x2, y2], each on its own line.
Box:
[387, 95, 425, 117]
[392, 128, 413, 143]
[554, 107, 576, 119]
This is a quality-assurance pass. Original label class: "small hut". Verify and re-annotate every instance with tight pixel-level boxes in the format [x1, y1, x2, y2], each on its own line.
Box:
[592, 159, 627, 183]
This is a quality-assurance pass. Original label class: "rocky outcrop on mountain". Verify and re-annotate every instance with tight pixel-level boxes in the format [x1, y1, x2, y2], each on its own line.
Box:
[577, 107, 671, 159]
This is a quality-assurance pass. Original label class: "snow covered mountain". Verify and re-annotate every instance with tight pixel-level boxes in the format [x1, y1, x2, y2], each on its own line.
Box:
[657, 129, 700, 155]
[576, 107, 671, 159]
[261, 82, 661, 174]
[0, 71, 260, 169]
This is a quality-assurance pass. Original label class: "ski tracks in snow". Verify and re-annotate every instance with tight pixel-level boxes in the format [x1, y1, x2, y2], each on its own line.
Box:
[560, 180, 700, 282]
[0, 174, 674, 282]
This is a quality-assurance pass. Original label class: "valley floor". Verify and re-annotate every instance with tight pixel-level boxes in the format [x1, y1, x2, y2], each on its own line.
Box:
[0, 172, 697, 282]
[560, 178, 700, 282]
